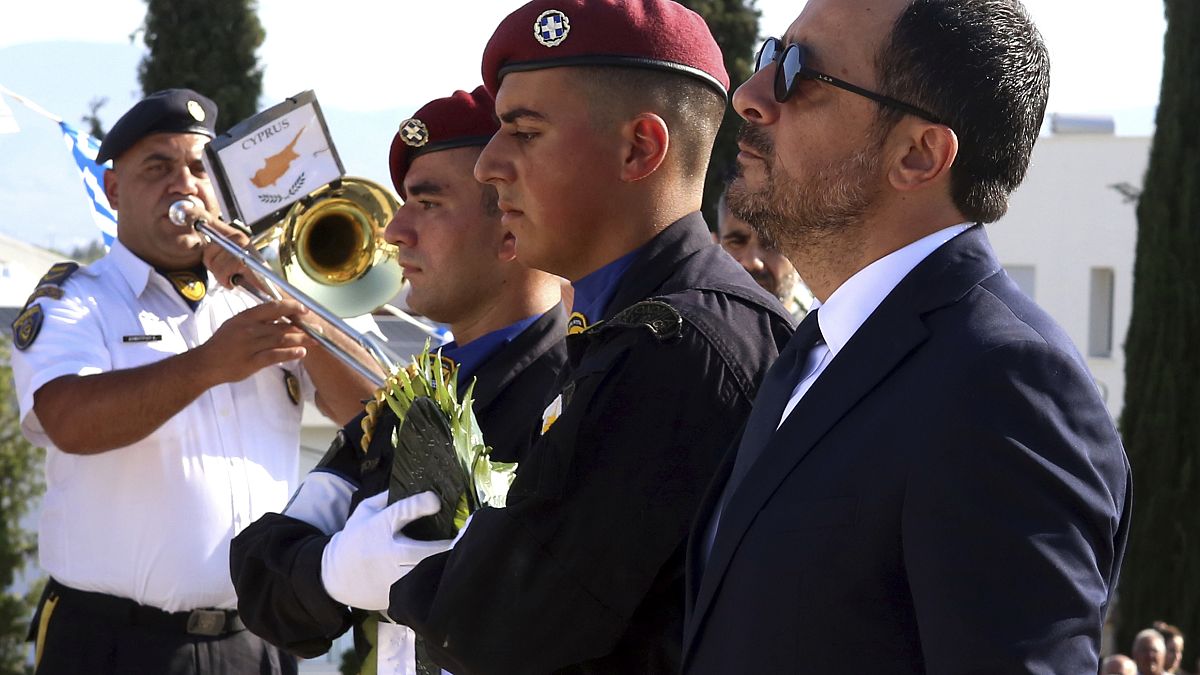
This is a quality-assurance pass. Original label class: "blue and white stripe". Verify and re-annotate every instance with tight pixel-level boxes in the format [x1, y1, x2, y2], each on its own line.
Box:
[59, 121, 117, 249]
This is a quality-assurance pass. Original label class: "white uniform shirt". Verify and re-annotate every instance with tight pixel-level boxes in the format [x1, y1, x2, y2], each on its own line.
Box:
[777, 223, 971, 426]
[11, 240, 314, 612]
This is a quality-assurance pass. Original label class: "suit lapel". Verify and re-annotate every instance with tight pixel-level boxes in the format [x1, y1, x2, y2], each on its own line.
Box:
[683, 225, 1003, 665]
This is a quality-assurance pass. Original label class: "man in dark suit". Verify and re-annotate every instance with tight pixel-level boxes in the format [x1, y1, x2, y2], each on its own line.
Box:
[684, 0, 1131, 673]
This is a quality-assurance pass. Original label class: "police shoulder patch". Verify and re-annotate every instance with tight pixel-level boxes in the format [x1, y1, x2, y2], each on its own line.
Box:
[12, 304, 45, 351]
[38, 262, 79, 288]
[24, 285, 64, 305]
[601, 299, 682, 342]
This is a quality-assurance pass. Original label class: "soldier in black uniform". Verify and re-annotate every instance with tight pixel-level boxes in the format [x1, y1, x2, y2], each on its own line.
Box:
[228, 88, 567, 669]
[375, 2, 797, 673]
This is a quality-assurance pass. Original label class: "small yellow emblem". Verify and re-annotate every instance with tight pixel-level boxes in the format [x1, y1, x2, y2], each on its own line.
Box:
[167, 272, 207, 302]
[438, 354, 456, 384]
[566, 311, 588, 336]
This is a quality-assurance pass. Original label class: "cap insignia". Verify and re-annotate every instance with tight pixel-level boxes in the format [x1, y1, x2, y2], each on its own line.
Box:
[399, 118, 430, 147]
[187, 100, 205, 122]
[534, 9, 570, 48]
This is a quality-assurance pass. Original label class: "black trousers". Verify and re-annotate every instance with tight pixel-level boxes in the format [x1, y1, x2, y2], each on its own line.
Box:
[31, 580, 299, 675]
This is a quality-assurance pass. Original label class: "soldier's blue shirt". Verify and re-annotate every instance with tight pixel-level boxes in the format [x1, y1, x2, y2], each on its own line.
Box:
[441, 312, 544, 384]
[571, 248, 641, 326]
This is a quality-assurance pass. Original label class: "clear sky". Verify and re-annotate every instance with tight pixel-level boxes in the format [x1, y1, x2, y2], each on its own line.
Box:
[0, 0, 1167, 253]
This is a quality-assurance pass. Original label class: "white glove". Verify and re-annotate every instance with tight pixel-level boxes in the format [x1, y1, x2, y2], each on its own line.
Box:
[321, 491, 453, 611]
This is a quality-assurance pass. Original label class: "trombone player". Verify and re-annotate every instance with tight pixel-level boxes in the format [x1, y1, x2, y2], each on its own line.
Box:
[11, 88, 378, 675]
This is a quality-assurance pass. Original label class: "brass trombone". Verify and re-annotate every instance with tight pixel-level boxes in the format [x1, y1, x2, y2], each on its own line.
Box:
[168, 177, 404, 388]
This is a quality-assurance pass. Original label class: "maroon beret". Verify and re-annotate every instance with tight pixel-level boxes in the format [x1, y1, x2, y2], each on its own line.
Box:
[482, 0, 728, 98]
[388, 86, 499, 198]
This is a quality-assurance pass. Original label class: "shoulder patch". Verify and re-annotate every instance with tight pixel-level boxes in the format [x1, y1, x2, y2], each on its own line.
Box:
[22, 262, 79, 309]
[597, 299, 682, 342]
[12, 304, 44, 351]
[24, 285, 64, 305]
[38, 262, 79, 288]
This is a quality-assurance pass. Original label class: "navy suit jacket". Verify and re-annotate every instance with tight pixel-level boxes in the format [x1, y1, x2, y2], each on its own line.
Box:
[683, 226, 1131, 674]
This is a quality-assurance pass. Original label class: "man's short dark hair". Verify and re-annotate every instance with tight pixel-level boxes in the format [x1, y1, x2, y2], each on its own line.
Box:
[874, 0, 1050, 223]
[575, 66, 726, 183]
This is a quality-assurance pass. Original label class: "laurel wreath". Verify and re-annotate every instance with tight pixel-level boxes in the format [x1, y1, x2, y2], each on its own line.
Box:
[257, 173, 307, 204]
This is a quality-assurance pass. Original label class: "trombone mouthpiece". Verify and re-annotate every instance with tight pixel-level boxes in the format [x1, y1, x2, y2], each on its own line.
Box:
[168, 199, 197, 227]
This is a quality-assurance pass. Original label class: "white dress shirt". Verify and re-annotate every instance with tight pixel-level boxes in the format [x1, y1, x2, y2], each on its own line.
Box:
[776, 223, 971, 426]
[11, 240, 314, 612]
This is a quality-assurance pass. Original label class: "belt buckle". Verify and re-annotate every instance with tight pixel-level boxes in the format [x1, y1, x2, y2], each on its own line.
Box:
[186, 609, 227, 636]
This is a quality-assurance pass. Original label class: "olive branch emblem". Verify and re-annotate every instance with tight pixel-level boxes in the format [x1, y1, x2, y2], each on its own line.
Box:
[258, 173, 307, 204]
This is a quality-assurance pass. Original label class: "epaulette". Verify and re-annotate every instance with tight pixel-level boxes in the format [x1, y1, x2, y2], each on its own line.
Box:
[591, 299, 682, 343]
[12, 262, 79, 351]
[22, 262, 79, 308]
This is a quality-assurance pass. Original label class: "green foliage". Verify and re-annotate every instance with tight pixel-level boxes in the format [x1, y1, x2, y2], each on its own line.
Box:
[677, 0, 761, 229]
[0, 337, 45, 674]
[67, 240, 105, 265]
[138, 0, 265, 132]
[1117, 0, 1200, 660]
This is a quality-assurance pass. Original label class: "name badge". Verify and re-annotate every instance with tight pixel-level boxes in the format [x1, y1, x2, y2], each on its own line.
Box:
[123, 335, 163, 343]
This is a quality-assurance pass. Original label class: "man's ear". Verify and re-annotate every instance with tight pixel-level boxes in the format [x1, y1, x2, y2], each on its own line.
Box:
[619, 113, 669, 183]
[103, 168, 120, 210]
[888, 123, 958, 192]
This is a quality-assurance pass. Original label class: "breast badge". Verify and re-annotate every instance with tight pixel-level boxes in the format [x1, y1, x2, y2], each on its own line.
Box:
[167, 271, 207, 303]
[283, 370, 302, 406]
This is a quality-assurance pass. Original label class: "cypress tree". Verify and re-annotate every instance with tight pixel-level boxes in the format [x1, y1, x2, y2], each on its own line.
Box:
[138, 0, 265, 133]
[677, 0, 760, 230]
[1117, 0, 1200, 658]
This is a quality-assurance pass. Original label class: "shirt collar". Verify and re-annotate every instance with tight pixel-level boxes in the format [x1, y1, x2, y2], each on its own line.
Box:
[107, 239, 156, 298]
[441, 313, 543, 384]
[570, 247, 641, 326]
[816, 223, 971, 355]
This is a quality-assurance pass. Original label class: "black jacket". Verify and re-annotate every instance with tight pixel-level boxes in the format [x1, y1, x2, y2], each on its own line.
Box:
[683, 226, 1131, 674]
[229, 307, 569, 658]
[388, 213, 795, 674]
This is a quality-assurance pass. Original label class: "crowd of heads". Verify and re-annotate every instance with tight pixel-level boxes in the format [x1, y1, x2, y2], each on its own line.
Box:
[1103, 622, 1188, 675]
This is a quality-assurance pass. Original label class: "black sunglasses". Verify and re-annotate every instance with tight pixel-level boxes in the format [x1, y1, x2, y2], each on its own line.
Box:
[755, 37, 943, 125]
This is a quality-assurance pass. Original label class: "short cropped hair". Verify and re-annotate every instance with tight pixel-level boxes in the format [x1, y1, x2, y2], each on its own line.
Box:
[575, 66, 726, 183]
[875, 0, 1050, 223]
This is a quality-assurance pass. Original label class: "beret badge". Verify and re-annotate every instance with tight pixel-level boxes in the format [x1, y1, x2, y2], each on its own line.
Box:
[399, 118, 430, 148]
[533, 9, 570, 48]
[187, 100, 206, 122]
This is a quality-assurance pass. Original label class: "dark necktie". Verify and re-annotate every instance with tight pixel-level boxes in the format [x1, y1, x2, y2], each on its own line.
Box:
[723, 307, 824, 503]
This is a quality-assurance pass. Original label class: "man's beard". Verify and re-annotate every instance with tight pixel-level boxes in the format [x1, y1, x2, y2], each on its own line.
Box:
[728, 123, 883, 253]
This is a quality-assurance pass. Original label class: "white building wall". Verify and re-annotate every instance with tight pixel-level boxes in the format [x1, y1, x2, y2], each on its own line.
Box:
[0, 233, 73, 306]
[987, 133, 1148, 421]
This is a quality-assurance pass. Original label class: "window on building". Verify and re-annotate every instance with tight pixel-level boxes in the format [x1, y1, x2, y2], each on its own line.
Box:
[1005, 265, 1036, 299]
[1088, 267, 1115, 358]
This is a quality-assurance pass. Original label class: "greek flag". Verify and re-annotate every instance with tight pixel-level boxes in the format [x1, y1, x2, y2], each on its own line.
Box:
[60, 121, 117, 249]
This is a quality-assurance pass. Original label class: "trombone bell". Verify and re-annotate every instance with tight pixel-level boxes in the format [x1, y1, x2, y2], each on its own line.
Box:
[264, 177, 403, 318]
